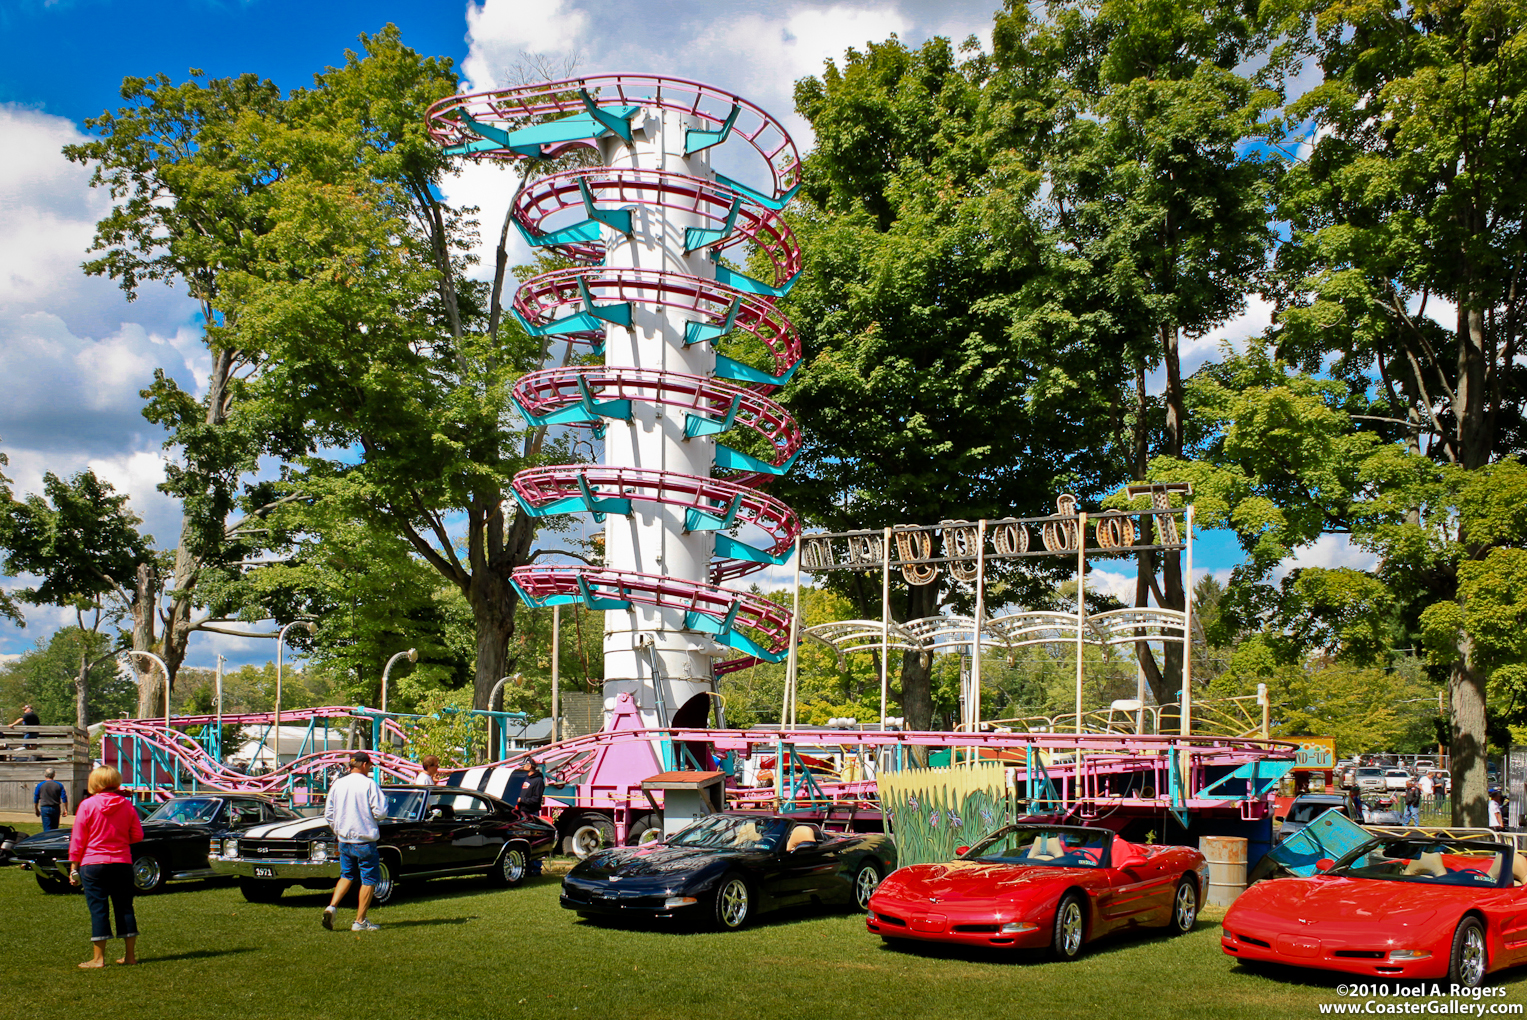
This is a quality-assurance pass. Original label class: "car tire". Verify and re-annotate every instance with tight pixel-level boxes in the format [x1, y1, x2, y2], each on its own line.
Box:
[35, 871, 71, 894]
[239, 879, 286, 904]
[1051, 892, 1086, 961]
[565, 814, 614, 859]
[132, 852, 168, 894]
[493, 842, 530, 887]
[852, 861, 882, 910]
[712, 872, 753, 931]
[371, 854, 398, 906]
[1169, 877, 1198, 934]
[1449, 916, 1488, 989]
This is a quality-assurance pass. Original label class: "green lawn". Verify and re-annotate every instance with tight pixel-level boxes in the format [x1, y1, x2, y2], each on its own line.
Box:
[2, 825, 1524, 1020]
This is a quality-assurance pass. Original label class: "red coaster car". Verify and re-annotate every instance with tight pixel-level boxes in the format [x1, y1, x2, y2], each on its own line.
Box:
[1223, 833, 1527, 988]
[866, 823, 1207, 959]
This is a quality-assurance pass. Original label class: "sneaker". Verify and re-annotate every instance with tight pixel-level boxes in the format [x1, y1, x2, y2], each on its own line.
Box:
[351, 920, 380, 932]
[321, 909, 335, 931]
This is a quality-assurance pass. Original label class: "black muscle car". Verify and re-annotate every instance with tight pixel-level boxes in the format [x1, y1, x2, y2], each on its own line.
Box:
[15, 793, 300, 894]
[561, 812, 898, 930]
[212, 785, 556, 904]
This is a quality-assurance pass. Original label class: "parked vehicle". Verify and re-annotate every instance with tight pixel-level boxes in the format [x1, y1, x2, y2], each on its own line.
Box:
[866, 824, 1206, 959]
[1224, 833, 1527, 988]
[1278, 796, 1357, 843]
[1414, 758, 1436, 771]
[15, 793, 298, 894]
[213, 785, 555, 904]
[561, 812, 896, 930]
[1355, 767, 1387, 792]
[1384, 768, 1413, 791]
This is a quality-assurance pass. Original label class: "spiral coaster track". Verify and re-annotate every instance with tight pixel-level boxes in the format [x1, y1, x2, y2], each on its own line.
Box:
[428, 76, 805, 707]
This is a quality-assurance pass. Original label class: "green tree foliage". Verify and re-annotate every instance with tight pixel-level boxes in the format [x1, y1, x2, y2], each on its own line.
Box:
[401, 689, 485, 769]
[0, 628, 137, 727]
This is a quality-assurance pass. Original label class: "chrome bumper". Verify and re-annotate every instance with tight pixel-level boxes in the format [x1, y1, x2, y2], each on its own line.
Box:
[211, 858, 340, 880]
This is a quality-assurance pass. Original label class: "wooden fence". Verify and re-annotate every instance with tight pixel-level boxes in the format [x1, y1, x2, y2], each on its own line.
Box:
[0, 724, 91, 813]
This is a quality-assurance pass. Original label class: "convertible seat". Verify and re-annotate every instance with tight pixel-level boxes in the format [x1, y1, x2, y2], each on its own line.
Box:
[1514, 853, 1527, 886]
[1026, 834, 1065, 861]
[1403, 852, 1445, 878]
[1110, 838, 1144, 869]
[787, 824, 817, 852]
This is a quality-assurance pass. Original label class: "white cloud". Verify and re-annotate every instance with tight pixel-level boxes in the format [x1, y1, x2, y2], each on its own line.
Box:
[462, 0, 592, 91]
[1274, 533, 1378, 581]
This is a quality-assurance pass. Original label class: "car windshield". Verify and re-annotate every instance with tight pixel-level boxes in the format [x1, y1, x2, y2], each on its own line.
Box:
[1330, 838, 1511, 887]
[381, 789, 425, 821]
[964, 826, 1111, 868]
[146, 798, 221, 824]
[1289, 801, 1341, 824]
[667, 815, 784, 851]
[1357, 768, 1384, 777]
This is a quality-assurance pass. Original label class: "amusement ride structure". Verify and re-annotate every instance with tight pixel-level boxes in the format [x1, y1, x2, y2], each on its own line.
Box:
[99, 72, 1297, 866]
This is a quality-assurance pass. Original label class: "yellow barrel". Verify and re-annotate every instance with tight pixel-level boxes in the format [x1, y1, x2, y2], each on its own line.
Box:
[1200, 835, 1248, 907]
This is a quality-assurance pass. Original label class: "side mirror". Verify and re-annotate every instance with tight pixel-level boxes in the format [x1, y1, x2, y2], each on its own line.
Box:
[428, 808, 443, 820]
[1316, 858, 1336, 872]
[955, 846, 971, 857]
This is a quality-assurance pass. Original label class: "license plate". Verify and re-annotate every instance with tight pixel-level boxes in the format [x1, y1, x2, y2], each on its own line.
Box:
[254, 866, 275, 878]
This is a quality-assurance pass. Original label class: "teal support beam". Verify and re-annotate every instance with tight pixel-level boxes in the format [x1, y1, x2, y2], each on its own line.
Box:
[1196, 758, 1296, 800]
[576, 276, 633, 328]
[714, 444, 799, 476]
[578, 177, 633, 237]
[577, 575, 633, 611]
[511, 306, 606, 350]
[579, 90, 635, 142]
[714, 353, 799, 388]
[684, 196, 743, 252]
[684, 493, 743, 532]
[715, 173, 802, 211]
[684, 601, 786, 663]
[684, 104, 739, 155]
[683, 298, 740, 347]
[513, 214, 602, 250]
[683, 394, 742, 439]
[713, 533, 789, 567]
[712, 260, 799, 298]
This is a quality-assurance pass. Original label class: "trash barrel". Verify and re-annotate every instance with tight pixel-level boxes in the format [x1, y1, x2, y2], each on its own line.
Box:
[1200, 835, 1248, 907]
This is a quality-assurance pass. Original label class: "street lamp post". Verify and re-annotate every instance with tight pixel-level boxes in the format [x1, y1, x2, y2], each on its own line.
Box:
[215, 654, 226, 763]
[487, 674, 519, 760]
[127, 650, 172, 731]
[380, 648, 418, 716]
[273, 621, 316, 768]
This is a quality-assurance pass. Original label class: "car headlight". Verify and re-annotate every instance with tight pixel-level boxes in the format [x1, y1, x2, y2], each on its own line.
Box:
[1388, 950, 1432, 960]
[1000, 922, 1039, 933]
[309, 841, 330, 862]
[223, 838, 239, 858]
[664, 896, 698, 908]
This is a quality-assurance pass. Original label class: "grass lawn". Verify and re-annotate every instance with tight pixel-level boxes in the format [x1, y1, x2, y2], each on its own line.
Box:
[3, 820, 1525, 1020]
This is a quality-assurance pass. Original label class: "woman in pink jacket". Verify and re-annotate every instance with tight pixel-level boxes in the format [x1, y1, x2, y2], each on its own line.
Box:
[66, 766, 144, 968]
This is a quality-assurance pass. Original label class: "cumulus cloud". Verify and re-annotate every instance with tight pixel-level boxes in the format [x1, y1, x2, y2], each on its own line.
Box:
[1273, 533, 1379, 581]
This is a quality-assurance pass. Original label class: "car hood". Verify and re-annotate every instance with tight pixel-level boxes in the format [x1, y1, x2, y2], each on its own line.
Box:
[236, 816, 335, 841]
[572, 844, 747, 881]
[14, 829, 72, 854]
[1229, 876, 1455, 929]
[880, 861, 1089, 902]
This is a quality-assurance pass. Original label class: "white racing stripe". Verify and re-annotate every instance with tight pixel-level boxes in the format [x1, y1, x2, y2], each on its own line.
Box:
[240, 817, 332, 840]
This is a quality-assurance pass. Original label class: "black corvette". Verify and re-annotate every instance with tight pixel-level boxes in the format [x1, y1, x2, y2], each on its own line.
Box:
[561, 812, 898, 930]
[212, 785, 557, 904]
[15, 793, 300, 894]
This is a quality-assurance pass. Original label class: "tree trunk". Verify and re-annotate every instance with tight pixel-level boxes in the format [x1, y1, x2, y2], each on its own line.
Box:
[470, 571, 520, 710]
[130, 560, 161, 718]
[897, 580, 942, 729]
[75, 647, 89, 732]
[1449, 633, 1489, 827]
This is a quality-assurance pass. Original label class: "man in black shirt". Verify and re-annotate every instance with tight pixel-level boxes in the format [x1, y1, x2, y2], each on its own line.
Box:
[9, 703, 41, 756]
[518, 763, 545, 816]
[34, 768, 68, 831]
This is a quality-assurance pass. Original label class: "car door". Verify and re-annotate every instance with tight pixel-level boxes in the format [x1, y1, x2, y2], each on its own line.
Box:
[1099, 837, 1175, 927]
[773, 824, 839, 904]
[423, 791, 496, 869]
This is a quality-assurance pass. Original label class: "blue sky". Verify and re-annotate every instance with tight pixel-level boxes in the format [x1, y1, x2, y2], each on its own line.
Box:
[0, 0, 1352, 670]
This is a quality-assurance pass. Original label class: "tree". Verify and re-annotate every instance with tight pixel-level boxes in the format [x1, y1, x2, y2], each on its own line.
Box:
[0, 628, 138, 728]
[63, 67, 298, 714]
[1225, 0, 1527, 821]
[0, 470, 151, 727]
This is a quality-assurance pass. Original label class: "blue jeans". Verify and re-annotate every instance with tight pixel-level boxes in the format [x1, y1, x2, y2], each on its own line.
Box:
[339, 842, 380, 886]
[38, 806, 60, 831]
[1403, 804, 1420, 825]
[80, 863, 137, 942]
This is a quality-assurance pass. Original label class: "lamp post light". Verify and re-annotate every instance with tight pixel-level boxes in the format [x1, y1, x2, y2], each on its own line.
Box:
[380, 648, 418, 716]
[273, 621, 317, 768]
[127, 650, 172, 731]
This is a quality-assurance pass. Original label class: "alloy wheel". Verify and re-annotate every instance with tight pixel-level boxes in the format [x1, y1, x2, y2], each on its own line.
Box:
[855, 865, 880, 909]
[1460, 925, 1486, 987]
[1060, 900, 1083, 955]
[132, 855, 162, 891]
[718, 878, 750, 929]
[1175, 882, 1197, 930]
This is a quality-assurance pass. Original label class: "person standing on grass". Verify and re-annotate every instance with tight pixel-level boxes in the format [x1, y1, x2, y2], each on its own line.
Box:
[413, 755, 442, 785]
[517, 762, 545, 817]
[1402, 780, 1421, 826]
[34, 768, 68, 831]
[66, 766, 143, 969]
[322, 751, 388, 932]
[1419, 771, 1434, 814]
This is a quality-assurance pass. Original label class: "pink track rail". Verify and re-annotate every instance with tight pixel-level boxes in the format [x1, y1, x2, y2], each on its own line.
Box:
[511, 366, 801, 474]
[515, 168, 801, 285]
[512, 465, 799, 583]
[426, 74, 801, 198]
[510, 566, 794, 660]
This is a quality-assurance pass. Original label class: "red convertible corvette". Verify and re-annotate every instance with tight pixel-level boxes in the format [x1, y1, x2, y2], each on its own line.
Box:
[866, 824, 1207, 959]
[1223, 833, 1527, 988]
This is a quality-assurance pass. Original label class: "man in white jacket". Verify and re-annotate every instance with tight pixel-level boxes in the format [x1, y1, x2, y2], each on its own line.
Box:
[322, 751, 389, 932]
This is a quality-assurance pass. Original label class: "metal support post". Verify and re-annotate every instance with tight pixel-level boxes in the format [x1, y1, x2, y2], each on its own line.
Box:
[880, 526, 891, 732]
[1181, 504, 1194, 737]
[971, 518, 987, 760]
[784, 534, 803, 728]
[551, 604, 561, 744]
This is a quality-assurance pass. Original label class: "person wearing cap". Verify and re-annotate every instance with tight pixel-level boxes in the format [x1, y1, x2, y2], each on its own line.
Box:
[34, 767, 68, 831]
[321, 751, 388, 932]
[517, 762, 545, 817]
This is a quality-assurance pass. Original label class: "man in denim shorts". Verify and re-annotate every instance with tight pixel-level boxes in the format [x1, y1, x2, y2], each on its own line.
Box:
[322, 751, 388, 932]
